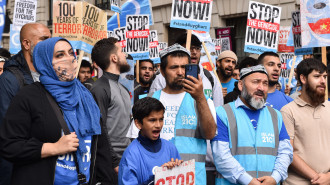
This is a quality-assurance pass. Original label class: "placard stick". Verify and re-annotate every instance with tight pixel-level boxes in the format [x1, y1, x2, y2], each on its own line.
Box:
[202, 41, 222, 89]
[117, 12, 120, 28]
[287, 55, 296, 92]
[186, 30, 192, 51]
[75, 50, 85, 78]
[322, 47, 328, 100]
[136, 60, 139, 83]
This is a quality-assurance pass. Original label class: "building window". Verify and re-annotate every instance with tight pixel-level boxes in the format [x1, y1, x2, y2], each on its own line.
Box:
[95, 0, 110, 10]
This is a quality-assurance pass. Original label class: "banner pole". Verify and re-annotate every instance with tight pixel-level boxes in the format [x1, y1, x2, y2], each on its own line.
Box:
[186, 30, 192, 51]
[286, 55, 296, 94]
[136, 60, 139, 83]
[202, 41, 222, 89]
[75, 50, 85, 78]
[117, 12, 120, 28]
[322, 47, 328, 100]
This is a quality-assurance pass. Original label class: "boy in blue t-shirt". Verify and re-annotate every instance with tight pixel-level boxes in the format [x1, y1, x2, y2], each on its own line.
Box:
[118, 97, 182, 185]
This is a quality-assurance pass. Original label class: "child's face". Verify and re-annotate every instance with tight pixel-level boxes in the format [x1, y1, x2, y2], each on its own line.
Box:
[135, 110, 164, 140]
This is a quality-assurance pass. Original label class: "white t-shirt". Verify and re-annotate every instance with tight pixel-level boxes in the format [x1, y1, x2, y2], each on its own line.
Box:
[159, 91, 186, 141]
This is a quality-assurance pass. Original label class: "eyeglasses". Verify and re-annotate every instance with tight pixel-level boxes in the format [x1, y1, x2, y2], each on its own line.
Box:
[190, 46, 201, 52]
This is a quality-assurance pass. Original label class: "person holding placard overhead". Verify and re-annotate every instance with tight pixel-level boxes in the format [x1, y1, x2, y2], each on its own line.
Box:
[281, 59, 330, 185]
[258, 52, 293, 110]
[212, 65, 293, 185]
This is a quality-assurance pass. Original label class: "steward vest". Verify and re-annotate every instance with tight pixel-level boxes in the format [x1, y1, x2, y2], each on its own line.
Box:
[215, 102, 282, 185]
[152, 90, 207, 185]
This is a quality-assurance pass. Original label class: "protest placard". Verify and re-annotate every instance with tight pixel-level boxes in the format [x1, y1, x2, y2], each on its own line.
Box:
[278, 26, 294, 52]
[126, 14, 150, 60]
[81, 2, 107, 53]
[149, 30, 160, 64]
[300, 0, 330, 48]
[9, 24, 21, 54]
[53, 1, 83, 51]
[0, 0, 6, 43]
[114, 26, 127, 52]
[170, 0, 213, 32]
[110, 0, 121, 13]
[215, 27, 232, 51]
[159, 42, 168, 51]
[13, 0, 37, 27]
[291, 11, 313, 55]
[108, 31, 115, 38]
[244, 1, 281, 54]
[212, 38, 221, 56]
[279, 53, 302, 94]
[154, 159, 195, 185]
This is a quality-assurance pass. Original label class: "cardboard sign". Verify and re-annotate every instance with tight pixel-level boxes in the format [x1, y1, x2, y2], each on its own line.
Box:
[53, 1, 107, 54]
[149, 30, 160, 64]
[278, 26, 294, 52]
[114, 26, 127, 52]
[159, 42, 168, 51]
[291, 11, 313, 55]
[154, 159, 195, 185]
[244, 1, 281, 54]
[170, 0, 213, 32]
[300, 0, 330, 48]
[13, 0, 37, 27]
[212, 38, 221, 56]
[9, 24, 21, 54]
[110, 0, 121, 13]
[126, 15, 150, 60]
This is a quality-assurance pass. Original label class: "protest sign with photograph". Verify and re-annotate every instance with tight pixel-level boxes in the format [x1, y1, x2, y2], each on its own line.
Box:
[159, 42, 168, 51]
[110, 0, 121, 14]
[244, 1, 281, 54]
[300, 0, 330, 48]
[278, 26, 294, 52]
[170, 0, 213, 32]
[212, 38, 221, 56]
[114, 26, 127, 52]
[292, 11, 313, 55]
[215, 27, 232, 51]
[149, 30, 160, 64]
[13, 0, 37, 27]
[9, 24, 21, 54]
[126, 14, 150, 60]
[154, 159, 195, 185]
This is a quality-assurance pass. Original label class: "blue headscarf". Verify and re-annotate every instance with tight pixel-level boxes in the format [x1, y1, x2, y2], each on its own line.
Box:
[33, 37, 101, 174]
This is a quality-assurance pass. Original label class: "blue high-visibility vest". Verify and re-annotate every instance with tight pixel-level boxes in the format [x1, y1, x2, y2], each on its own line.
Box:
[215, 102, 282, 185]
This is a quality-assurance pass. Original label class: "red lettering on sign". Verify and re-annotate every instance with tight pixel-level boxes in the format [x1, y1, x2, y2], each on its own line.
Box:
[176, 174, 185, 185]
[166, 176, 176, 185]
[155, 178, 165, 185]
[186, 172, 195, 185]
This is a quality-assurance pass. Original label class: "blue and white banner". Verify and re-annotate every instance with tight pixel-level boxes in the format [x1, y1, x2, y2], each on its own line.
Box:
[9, 24, 21, 54]
[110, 0, 121, 14]
[0, 0, 6, 44]
[170, 0, 213, 32]
[119, 59, 135, 106]
[107, 0, 153, 31]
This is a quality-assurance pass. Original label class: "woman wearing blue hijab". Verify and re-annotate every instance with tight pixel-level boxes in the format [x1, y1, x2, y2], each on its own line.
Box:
[0, 37, 102, 185]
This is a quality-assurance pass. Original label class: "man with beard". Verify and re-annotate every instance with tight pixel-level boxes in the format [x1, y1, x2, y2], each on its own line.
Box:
[258, 52, 293, 110]
[149, 33, 223, 107]
[281, 59, 330, 185]
[90, 37, 131, 184]
[0, 22, 51, 185]
[212, 65, 293, 185]
[216, 50, 238, 97]
[134, 59, 154, 103]
[150, 43, 217, 185]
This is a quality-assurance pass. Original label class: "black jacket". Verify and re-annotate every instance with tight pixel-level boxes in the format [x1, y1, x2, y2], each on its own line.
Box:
[224, 81, 240, 104]
[0, 82, 105, 185]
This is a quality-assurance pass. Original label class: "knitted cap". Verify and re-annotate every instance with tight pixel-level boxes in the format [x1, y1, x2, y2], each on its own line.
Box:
[240, 65, 268, 80]
[159, 43, 190, 59]
[217, 50, 238, 62]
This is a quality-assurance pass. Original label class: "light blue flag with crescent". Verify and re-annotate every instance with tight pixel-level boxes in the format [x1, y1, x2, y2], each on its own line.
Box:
[9, 24, 21, 54]
[107, 0, 153, 31]
[0, 0, 6, 43]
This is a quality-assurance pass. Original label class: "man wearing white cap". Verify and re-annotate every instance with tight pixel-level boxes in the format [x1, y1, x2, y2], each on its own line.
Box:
[212, 65, 293, 185]
[216, 50, 238, 97]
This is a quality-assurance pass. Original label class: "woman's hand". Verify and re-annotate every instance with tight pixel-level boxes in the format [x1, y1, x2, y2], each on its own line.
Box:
[41, 132, 79, 158]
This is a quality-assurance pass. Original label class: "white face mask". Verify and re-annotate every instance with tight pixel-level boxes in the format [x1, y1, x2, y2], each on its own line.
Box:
[52, 58, 78, 82]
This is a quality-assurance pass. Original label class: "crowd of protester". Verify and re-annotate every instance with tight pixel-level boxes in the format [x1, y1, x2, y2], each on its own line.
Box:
[0, 23, 329, 185]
